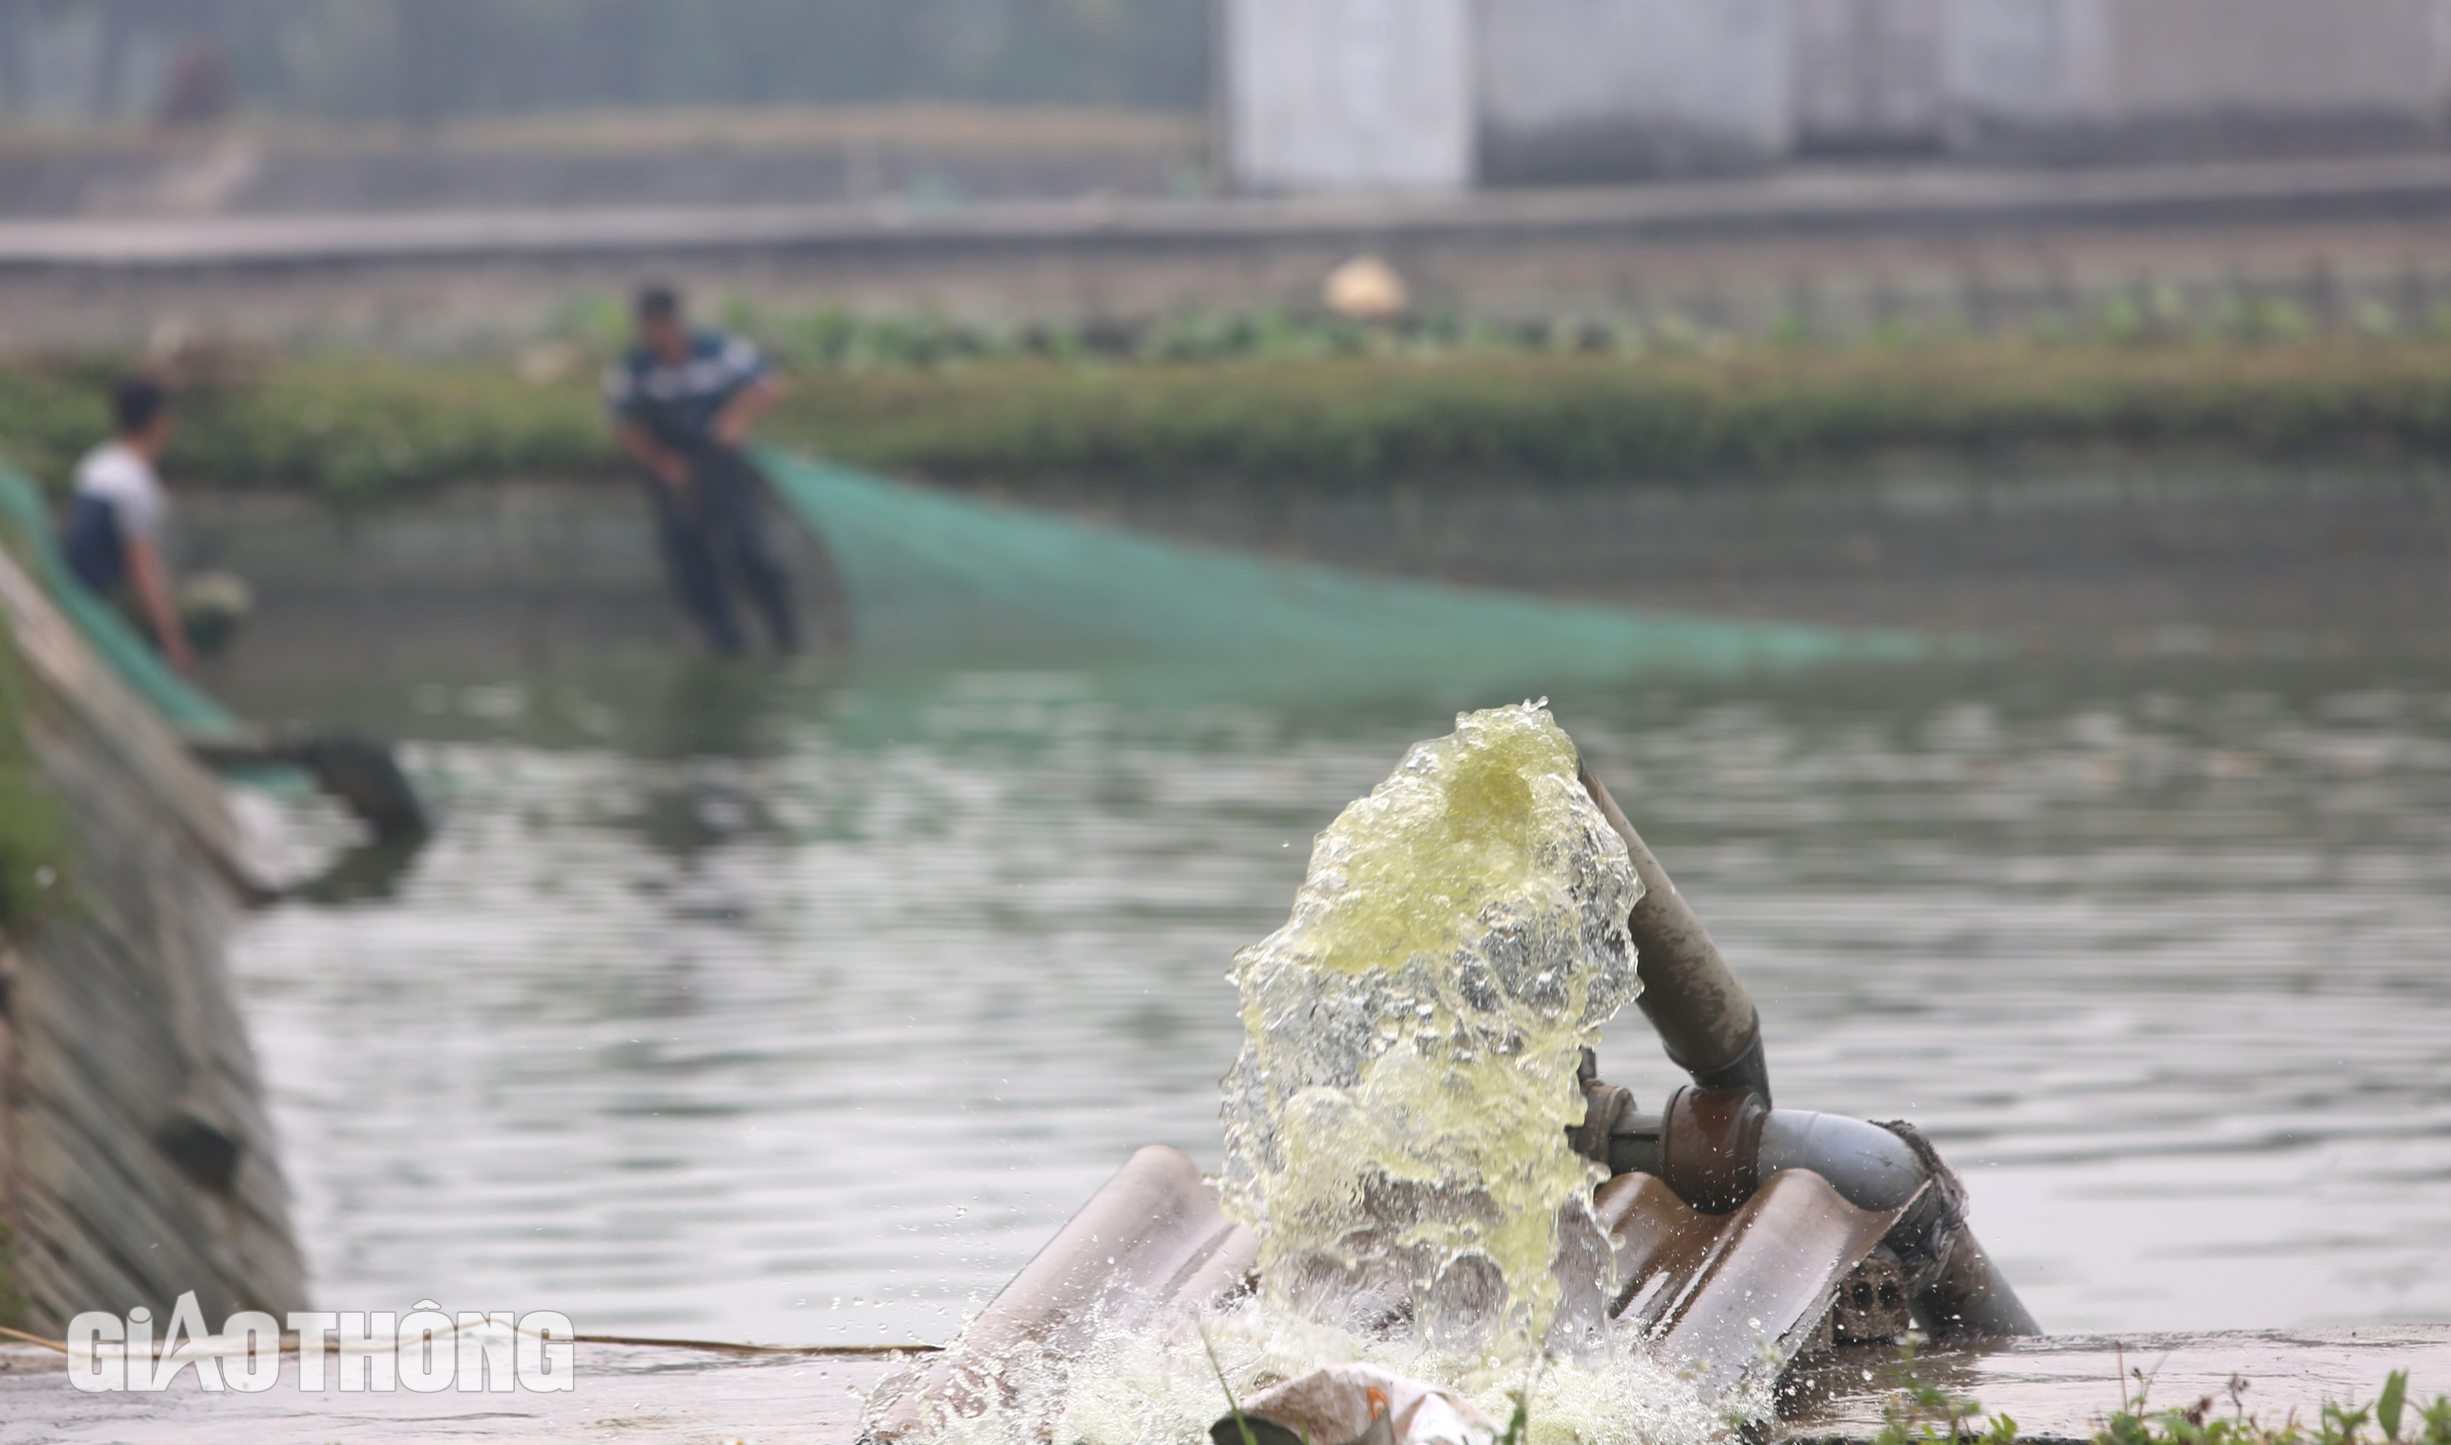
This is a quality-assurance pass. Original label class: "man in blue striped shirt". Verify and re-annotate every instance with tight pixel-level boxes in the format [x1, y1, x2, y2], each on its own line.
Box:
[607, 284, 798, 655]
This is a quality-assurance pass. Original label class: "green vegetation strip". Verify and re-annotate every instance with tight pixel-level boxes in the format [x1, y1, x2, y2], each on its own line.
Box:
[1873, 1344, 2451, 1445]
[6, 340, 2451, 498]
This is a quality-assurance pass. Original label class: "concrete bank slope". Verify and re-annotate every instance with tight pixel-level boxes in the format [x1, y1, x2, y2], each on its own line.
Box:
[0, 1330, 2443, 1443]
[0, 546, 306, 1335]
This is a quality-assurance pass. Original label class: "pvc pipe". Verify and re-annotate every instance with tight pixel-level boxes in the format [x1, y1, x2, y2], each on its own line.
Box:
[1757, 1110, 1927, 1212]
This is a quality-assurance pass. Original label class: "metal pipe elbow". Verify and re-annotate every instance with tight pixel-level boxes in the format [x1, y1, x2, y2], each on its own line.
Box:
[1604, 1104, 1925, 1214]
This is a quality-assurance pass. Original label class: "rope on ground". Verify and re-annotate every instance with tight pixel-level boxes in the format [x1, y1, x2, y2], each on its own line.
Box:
[0, 1325, 67, 1355]
[574, 1333, 941, 1357]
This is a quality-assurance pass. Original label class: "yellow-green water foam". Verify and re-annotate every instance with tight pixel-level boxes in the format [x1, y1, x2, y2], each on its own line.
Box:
[887, 705, 1747, 1445]
[1219, 703, 1642, 1366]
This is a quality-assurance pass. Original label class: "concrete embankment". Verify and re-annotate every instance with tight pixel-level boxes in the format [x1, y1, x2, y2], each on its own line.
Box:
[0, 546, 306, 1335]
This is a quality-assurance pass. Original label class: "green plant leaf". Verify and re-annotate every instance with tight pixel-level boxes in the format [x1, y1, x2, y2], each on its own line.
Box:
[2380, 1373, 2408, 1442]
[1197, 1325, 1258, 1445]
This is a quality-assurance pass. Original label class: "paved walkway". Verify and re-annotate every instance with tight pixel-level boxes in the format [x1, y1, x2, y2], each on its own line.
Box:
[10, 152, 2451, 350]
[0, 1342, 899, 1444]
[6, 153, 2451, 272]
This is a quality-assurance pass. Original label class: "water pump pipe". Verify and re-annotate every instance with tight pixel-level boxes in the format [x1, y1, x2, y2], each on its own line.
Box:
[1603, 1095, 2042, 1339]
[1579, 763, 1772, 1102]
[1573, 763, 2036, 1337]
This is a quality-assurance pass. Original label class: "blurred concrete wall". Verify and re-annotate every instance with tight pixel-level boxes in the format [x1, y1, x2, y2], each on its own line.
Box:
[1949, 0, 2451, 160]
[1222, 0, 1474, 193]
[1224, 0, 2451, 192]
[1795, 0, 1946, 151]
[1478, 0, 1792, 182]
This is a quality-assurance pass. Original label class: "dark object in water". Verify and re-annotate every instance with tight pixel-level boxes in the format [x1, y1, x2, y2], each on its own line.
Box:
[193, 730, 431, 844]
[290, 735, 430, 842]
[287, 832, 428, 905]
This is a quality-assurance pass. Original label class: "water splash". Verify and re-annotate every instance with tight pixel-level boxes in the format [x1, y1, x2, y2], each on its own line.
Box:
[869, 704, 1733, 1445]
[886, 1288, 1743, 1445]
[1048, 1299, 1742, 1445]
[1218, 703, 1642, 1366]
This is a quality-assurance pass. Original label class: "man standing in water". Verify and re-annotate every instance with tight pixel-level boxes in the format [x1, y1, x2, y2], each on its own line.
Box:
[607, 284, 799, 655]
[62, 378, 195, 675]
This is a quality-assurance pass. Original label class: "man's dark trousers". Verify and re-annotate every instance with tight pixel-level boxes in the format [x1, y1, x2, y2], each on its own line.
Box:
[648, 446, 799, 655]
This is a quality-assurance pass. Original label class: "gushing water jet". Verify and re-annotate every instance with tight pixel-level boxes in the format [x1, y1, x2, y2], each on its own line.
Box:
[867, 703, 2035, 1445]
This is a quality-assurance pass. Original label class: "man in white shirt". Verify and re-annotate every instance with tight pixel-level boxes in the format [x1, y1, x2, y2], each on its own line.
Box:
[61, 379, 194, 674]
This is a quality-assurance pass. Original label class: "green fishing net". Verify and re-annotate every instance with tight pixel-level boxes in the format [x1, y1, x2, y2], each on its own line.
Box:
[758, 450, 1931, 697]
[2, 442, 1933, 732]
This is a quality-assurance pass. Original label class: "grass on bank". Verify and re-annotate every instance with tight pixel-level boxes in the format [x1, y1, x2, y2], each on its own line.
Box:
[1873, 1340, 2451, 1445]
[6, 336, 2451, 500]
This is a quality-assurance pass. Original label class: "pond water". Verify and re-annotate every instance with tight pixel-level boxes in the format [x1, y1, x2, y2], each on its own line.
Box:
[220, 650, 2451, 1347]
